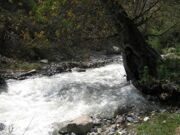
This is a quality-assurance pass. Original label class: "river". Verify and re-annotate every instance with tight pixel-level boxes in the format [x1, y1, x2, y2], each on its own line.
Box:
[0, 58, 148, 135]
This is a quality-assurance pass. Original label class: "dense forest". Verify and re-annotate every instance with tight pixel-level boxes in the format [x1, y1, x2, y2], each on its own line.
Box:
[0, 0, 180, 135]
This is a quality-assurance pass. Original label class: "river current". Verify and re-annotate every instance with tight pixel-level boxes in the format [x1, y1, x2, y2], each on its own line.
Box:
[0, 59, 148, 135]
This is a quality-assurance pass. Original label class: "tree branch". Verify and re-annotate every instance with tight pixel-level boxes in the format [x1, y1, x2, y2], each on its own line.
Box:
[140, 0, 148, 15]
[135, 7, 160, 26]
[133, 0, 160, 21]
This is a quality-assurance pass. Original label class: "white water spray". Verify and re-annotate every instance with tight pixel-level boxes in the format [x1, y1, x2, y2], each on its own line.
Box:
[0, 61, 148, 135]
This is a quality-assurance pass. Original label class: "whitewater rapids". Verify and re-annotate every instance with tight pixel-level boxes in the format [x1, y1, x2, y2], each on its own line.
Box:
[0, 61, 148, 135]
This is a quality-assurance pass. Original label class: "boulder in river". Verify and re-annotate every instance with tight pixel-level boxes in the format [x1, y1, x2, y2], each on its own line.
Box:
[53, 115, 94, 135]
[0, 123, 5, 131]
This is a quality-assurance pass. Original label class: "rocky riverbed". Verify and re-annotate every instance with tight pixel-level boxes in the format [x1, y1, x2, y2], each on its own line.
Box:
[0, 57, 158, 135]
[0, 53, 179, 135]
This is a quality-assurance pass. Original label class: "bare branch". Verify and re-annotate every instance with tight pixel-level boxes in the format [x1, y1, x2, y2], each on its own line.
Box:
[133, 0, 160, 21]
[135, 7, 160, 26]
[140, 0, 148, 15]
[134, 0, 141, 16]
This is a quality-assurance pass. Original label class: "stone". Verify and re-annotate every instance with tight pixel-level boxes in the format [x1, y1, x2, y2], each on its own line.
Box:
[143, 117, 150, 122]
[40, 59, 48, 64]
[89, 132, 98, 135]
[112, 46, 120, 53]
[18, 69, 36, 79]
[116, 116, 125, 124]
[92, 117, 101, 126]
[71, 67, 86, 72]
[0, 123, 5, 131]
[125, 114, 139, 123]
[126, 116, 134, 122]
[118, 129, 127, 135]
[97, 128, 102, 134]
[55, 115, 94, 135]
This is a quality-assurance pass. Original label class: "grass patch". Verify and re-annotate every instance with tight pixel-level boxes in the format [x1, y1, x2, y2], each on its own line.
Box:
[9, 62, 42, 71]
[0, 60, 41, 71]
[136, 113, 180, 135]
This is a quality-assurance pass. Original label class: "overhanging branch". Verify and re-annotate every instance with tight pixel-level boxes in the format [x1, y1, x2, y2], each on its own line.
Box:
[133, 0, 160, 22]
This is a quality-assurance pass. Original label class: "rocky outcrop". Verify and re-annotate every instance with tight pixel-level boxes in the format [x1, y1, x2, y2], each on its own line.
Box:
[137, 81, 180, 104]
[53, 115, 94, 135]
[1, 54, 122, 80]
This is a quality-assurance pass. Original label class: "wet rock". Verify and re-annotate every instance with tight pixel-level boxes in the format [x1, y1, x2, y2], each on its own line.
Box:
[0, 123, 5, 131]
[103, 125, 116, 135]
[116, 115, 126, 124]
[126, 116, 134, 123]
[92, 117, 101, 126]
[54, 115, 94, 135]
[1, 54, 121, 80]
[71, 67, 86, 72]
[125, 114, 139, 123]
[162, 83, 178, 94]
[40, 59, 48, 64]
[97, 128, 102, 134]
[17, 69, 37, 79]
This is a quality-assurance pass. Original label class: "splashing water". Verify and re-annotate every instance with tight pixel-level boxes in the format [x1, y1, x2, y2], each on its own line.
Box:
[0, 61, 148, 135]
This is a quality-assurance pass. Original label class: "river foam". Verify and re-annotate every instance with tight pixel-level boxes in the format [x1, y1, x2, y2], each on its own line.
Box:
[0, 63, 148, 135]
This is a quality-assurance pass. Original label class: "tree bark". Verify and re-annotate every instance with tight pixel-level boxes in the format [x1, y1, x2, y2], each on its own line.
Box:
[100, 0, 161, 82]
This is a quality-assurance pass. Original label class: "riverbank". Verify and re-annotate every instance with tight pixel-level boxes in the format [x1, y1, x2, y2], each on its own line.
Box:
[0, 55, 180, 135]
[0, 52, 122, 80]
[0, 62, 150, 135]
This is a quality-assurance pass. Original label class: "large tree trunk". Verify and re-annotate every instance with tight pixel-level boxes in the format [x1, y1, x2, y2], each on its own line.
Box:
[100, 0, 161, 82]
